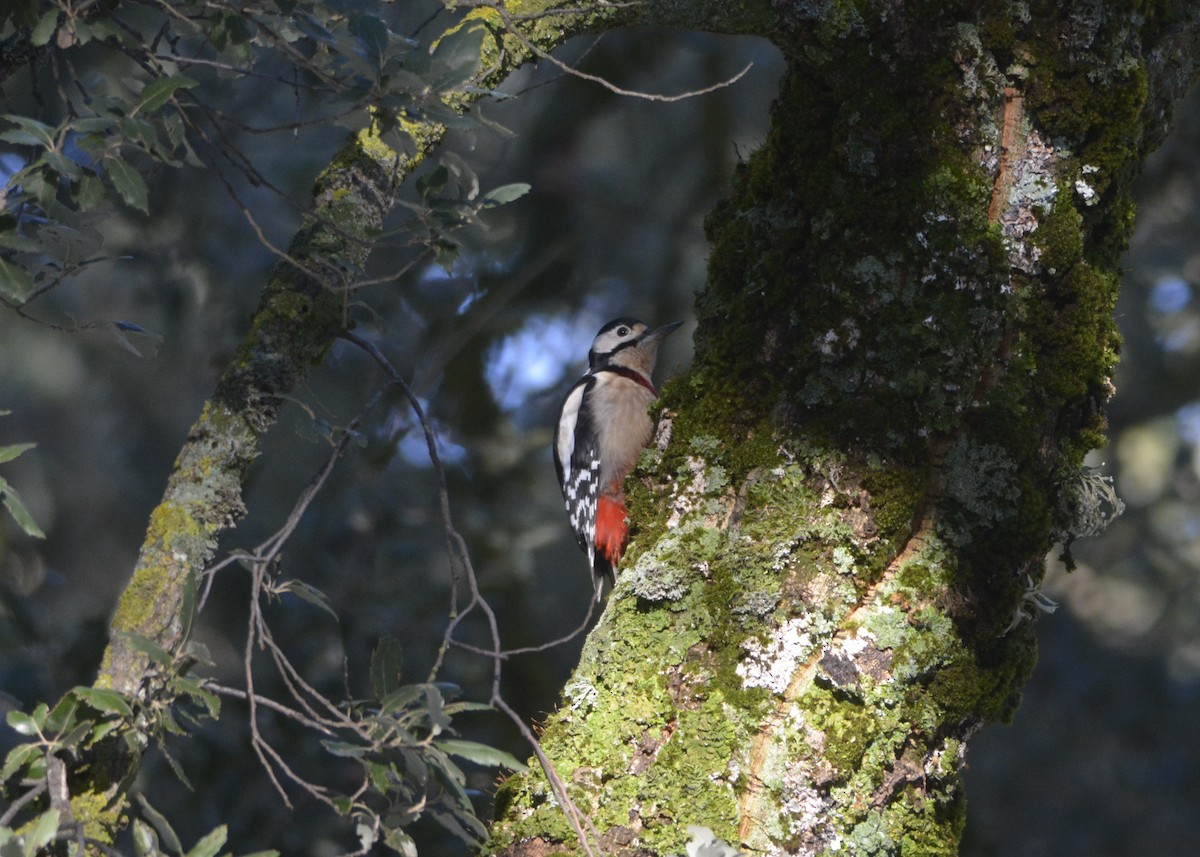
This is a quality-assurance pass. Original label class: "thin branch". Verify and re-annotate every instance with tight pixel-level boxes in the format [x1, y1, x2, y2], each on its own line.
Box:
[494, 696, 600, 857]
[207, 683, 338, 735]
[450, 593, 596, 659]
[0, 779, 46, 827]
[488, 1, 753, 102]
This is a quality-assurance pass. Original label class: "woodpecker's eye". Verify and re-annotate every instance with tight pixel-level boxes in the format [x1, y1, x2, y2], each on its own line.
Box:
[617, 326, 630, 336]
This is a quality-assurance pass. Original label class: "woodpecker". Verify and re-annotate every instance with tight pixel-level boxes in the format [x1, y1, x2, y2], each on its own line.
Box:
[553, 317, 683, 594]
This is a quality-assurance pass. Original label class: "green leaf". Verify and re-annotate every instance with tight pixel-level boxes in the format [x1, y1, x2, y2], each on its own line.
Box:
[73, 685, 133, 718]
[159, 743, 194, 790]
[90, 718, 121, 742]
[0, 476, 45, 538]
[133, 75, 198, 115]
[209, 13, 256, 50]
[6, 710, 39, 737]
[30, 10, 59, 46]
[184, 825, 226, 857]
[176, 679, 221, 720]
[122, 631, 173, 667]
[85, 19, 120, 43]
[40, 149, 80, 180]
[132, 819, 161, 857]
[290, 11, 337, 47]
[1, 743, 41, 780]
[384, 829, 417, 857]
[349, 15, 389, 73]
[480, 182, 531, 208]
[0, 115, 56, 148]
[105, 157, 149, 214]
[0, 257, 35, 301]
[137, 794, 183, 856]
[434, 739, 528, 771]
[424, 684, 450, 736]
[0, 442, 34, 464]
[55, 720, 93, 751]
[442, 701, 494, 715]
[71, 20, 95, 45]
[280, 580, 339, 621]
[23, 170, 56, 210]
[157, 705, 186, 736]
[370, 636, 404, 698]
[44, 695, 79, 734]
[429, 808, 487, 846]
[379, 685, 423, 716]
[416, 165, 449, 200]
[36, 222, 102, 264]
[321, 740, 366, 759]
[76, 174, 106, 211]
[22, 809, 59, 857]
[429, 21, 486, 92]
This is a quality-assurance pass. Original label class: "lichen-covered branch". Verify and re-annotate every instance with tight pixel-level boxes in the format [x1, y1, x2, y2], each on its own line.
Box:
[95, 127, 424, 696]
[490, 3, 1200, 856]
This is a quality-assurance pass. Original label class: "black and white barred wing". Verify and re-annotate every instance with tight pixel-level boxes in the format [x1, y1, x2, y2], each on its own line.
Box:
[553, 376, 600, 561]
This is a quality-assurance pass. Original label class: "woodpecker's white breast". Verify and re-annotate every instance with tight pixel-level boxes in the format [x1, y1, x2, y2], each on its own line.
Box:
[588, 371, 656, 493]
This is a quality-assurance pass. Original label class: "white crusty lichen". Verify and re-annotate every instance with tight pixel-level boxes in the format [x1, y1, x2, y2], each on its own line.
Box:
[999, 129, 1061, 274]
[737, 617, 817, 694]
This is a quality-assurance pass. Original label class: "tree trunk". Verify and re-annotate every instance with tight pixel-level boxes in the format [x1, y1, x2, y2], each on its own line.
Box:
[490, 3, 1200, 855]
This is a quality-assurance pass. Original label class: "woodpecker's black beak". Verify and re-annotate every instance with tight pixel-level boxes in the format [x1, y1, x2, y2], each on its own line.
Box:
[640, 320, 684, 344]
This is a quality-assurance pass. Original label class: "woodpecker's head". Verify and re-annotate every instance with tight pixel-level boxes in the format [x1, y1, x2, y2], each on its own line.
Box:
[588, 317, 683, 376]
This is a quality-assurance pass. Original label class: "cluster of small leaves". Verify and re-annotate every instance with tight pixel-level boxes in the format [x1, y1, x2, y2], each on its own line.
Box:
[0, 411, 44, 538]
[404, 153, 530, 268]
[326, 638, 528, 856]
[3, 684, 137, 784]
[1, 0, 518, 304]
[0, 807, 278, 857]
[1, 53, 200, 301]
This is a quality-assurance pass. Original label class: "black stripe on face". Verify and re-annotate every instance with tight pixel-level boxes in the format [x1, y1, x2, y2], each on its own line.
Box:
[597, 317, 643, 336]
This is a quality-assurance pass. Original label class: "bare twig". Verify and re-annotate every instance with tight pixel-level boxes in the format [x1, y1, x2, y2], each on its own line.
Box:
[0, 779, 46, 827]
[207, 683, 337, 735]
[494, 696, 600, 857]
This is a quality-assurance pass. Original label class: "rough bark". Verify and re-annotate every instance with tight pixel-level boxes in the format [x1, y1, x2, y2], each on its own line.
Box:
[490, 3, 1200, 857]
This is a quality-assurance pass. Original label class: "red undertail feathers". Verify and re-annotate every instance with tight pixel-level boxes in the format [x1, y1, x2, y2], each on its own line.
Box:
[594, 493, 629, 577]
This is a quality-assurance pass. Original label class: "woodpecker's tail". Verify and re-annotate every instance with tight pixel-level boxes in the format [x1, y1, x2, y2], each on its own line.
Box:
[593, 493, 628, 594]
